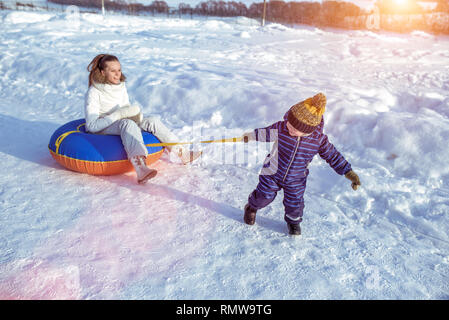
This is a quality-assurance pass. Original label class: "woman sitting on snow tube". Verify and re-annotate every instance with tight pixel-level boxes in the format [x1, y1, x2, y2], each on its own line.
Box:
[48, 119, 164, 177]
[82, 54, 202, 184]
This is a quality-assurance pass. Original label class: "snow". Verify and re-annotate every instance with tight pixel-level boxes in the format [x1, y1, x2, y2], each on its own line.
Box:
[1, 9, 449, 300]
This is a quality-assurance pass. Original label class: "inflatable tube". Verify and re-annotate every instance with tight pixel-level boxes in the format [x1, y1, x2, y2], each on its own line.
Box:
[48, 119, 164, 175]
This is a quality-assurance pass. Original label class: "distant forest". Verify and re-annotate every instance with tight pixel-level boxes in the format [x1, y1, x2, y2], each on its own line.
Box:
[3, 0, 449, 33]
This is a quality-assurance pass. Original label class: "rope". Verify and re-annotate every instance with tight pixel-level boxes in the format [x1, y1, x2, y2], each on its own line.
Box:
[146, 136, 243, 147]
[55, 123, 86, 154]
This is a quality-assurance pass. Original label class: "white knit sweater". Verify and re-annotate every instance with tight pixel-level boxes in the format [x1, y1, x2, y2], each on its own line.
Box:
[84, 81, 131, 133]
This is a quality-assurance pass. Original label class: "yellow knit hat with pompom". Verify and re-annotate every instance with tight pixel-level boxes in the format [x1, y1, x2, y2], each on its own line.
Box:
[287, 93, 326, 133]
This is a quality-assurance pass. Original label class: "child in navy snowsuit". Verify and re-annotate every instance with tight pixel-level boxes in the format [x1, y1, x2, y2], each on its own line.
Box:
[242, 93, 361, 235]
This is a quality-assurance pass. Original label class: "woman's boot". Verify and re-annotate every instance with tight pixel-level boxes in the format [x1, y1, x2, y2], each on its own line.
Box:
[130, 156, 157, 184]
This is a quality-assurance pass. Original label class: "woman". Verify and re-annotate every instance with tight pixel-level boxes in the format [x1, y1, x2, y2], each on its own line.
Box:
[84, 54, 201, 184]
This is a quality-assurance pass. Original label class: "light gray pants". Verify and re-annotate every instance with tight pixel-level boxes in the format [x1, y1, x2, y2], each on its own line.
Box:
[98, 117, 179, 159]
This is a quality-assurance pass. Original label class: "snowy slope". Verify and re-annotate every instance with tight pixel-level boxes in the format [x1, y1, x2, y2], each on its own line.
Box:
[0, 10, 448, 299]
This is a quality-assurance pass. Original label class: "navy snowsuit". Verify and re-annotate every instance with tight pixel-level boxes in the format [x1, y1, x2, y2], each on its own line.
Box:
[247, 113, 352, 225]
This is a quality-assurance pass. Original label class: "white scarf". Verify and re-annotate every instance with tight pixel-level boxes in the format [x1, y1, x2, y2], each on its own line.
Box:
[93, 81, 126, 102]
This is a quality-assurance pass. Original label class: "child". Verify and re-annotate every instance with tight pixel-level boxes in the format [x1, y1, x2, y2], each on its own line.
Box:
[242, 93, 361, 235]
[84, 54, 201, 184]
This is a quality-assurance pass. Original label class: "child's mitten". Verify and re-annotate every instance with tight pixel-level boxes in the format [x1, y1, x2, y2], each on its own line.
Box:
[345, 170, 361, 191]
[242, 131, 256, 143]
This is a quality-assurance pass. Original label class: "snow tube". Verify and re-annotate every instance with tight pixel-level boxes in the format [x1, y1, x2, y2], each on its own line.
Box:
[48, 119, 164, 175]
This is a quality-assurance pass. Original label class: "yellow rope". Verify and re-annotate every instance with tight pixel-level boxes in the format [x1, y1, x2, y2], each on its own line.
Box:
[145, 136, 243, 147]
[56, 121, 243, 150]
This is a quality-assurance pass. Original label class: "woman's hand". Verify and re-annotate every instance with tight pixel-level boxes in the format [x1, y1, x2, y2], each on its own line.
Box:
[108, 104, 142, 123]
[126, 110, 143, 125]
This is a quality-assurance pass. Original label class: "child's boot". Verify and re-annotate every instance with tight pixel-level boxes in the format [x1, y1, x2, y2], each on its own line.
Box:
[244, 203, 257, 225]
[287, 223, 301, 235]
[130, 155, 157, 184]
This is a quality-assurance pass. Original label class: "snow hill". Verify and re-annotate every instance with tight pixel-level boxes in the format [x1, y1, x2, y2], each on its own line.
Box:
[0, 9, 448, 299]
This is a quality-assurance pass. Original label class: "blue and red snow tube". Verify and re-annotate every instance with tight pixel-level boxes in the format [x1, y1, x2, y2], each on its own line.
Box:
[48, 119, 164, 175]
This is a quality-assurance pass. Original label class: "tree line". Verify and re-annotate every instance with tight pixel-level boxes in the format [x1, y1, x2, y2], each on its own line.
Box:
[45, 0, 364, 20]
[47, 0, 171, 13]
[3, 0, 449, 34]
[45, 0, 449, 16]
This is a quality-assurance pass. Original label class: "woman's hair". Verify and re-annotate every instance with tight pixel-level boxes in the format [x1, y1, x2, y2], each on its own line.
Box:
[87, 54, 126, 87]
